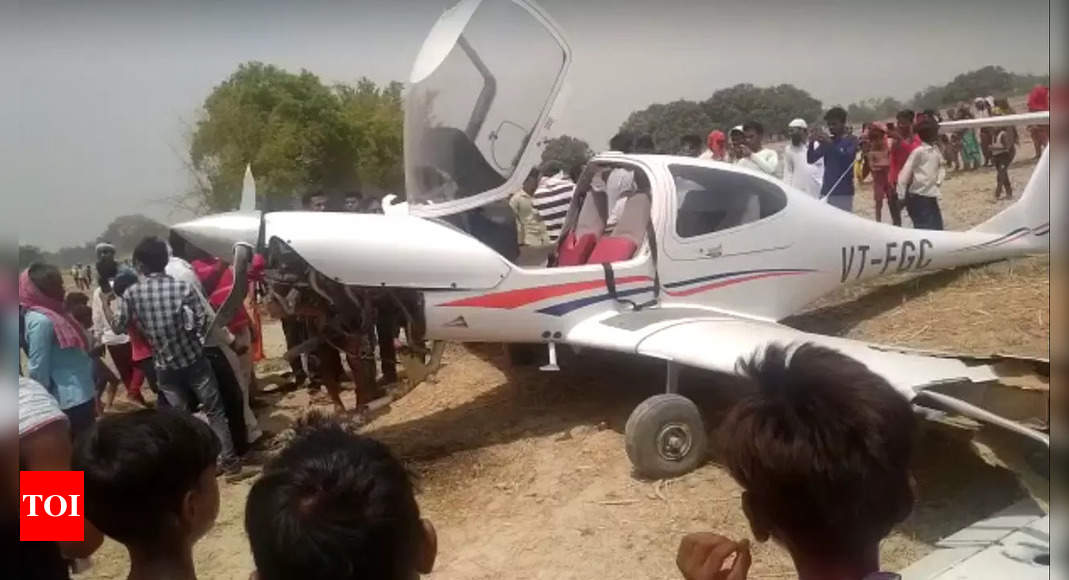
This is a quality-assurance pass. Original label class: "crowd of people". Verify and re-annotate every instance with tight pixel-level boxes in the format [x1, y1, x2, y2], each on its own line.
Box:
[17, 328, 919, 580]
[576, 85, 1050, 237]
[14, 86, 1049, 580]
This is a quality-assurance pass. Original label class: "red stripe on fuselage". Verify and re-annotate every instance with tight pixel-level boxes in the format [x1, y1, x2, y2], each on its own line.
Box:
[440, 276, 652, 309]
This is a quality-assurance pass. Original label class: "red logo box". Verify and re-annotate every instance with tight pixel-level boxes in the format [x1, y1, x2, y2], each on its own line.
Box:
[20, 471, 84, 542]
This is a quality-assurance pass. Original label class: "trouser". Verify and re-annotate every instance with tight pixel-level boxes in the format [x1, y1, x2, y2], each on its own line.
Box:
[905, 194, 944, 230]
[132, 358, 164, 407]
[63, 400, 96, 443]
[205, 346, 250, 456]
[887, 194, 903, 227]
[106, 343, 138, 398]
[220, 327, 261, 443]
[157, 356, 238, 465]
[375, 299, 399, 383]
[516, 244, 554, 267]
[993, 152, 1015, 197]
[827, 195, 854, 212]
[281, 317, 308, 380]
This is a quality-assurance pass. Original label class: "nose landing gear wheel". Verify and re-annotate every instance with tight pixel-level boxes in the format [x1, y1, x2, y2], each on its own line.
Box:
[625, 394, 707, 479]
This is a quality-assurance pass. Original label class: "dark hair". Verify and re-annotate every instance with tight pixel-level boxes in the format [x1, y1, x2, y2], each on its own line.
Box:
[824, 107, 847, 124]
[915, 119, 940, 144]
[64, 292, 90, 312]
[301, 190, 329, 208]
[567, 162, 585, 183]
[896, 109, 915, 123]
[97, 258, 118, 280]
[609, 132, 634, 153]
[132, 237, 169, 274]
[71, 304, 93, 327]
[635, 134, 655, 152]
[27, 262, 61, 293]
[73, 409, 220, 547]
[112, 271, 139, 297]
[246, 414, 423, 580]
[539, 159, 565, 178]
[717, 344, 915, 558]
[742, 120, 765, 136]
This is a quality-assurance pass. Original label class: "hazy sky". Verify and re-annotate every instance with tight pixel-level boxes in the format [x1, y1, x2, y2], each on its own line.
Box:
[3, 0, 1049, 250]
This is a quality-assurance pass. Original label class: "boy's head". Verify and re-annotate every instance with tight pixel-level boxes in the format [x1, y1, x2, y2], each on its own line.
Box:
[74, 409, 221, 551]
[246, 414, 436, 580]
[71, 304, 93, 329]
[896, 110, 916, 136]
[680, 134, 703, 156]
[27, 262, 65, 302]
[112, 270, 139, 298]
[64, 291, 90, 312]
[718, 343, 915, 561]
[916, 119, 940, 145]
[742, 120, 765, 149]
[823, 107, 848, 137]
[302, 191, 330, 212]
[132, 236, 170, 275]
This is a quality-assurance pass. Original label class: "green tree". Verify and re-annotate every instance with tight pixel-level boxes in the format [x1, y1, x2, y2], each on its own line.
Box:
[188, 62, 404, 211]
[540, 135, 593, 170]
[94, 214, 169, 257]
[846, 97, 905, 124]
[336, 79, 406, 194]
[18, 245, 50, 269]
[619, 100, 712, 153]
[701, 84, 823, 139]
[910, 66, 1051, 110]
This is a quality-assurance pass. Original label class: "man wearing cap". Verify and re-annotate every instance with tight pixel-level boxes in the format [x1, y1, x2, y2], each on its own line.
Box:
[727, 125, 745, 162]
[782, 119, 821, 197]
[91, 242, 145, 405]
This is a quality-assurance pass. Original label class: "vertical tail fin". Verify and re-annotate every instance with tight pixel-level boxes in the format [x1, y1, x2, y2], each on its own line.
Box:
[969, 146, 1049, 251]
[240, 164, 257, 212]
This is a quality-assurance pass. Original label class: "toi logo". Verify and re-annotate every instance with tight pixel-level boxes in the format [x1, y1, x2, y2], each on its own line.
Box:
[20, 471, 84, 542]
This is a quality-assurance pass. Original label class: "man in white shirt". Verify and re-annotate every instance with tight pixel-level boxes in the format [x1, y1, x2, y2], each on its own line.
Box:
[734, 121, 779, 176]
[781, 118, 822, 197]
[896, 119, 946, 230]
[604, 132, 637, 229]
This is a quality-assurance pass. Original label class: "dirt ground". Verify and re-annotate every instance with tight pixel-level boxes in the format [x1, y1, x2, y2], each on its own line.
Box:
[76, 158, 1048, 580]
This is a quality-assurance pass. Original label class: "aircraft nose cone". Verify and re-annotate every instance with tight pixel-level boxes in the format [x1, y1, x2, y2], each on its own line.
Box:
[170, 210, 261, 260]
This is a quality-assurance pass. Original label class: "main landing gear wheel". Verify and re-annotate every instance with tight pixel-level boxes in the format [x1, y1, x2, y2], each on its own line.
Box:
[625, 394, 707, 479]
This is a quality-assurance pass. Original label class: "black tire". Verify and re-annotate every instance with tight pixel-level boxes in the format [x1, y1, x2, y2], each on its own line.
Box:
[625, 394, 707, 479]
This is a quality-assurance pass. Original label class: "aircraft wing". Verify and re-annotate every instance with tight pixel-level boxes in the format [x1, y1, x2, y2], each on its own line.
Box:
[565, 307, 1015, 399]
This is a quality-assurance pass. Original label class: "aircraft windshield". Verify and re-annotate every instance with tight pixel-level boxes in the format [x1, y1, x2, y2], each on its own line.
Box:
[404, 0, 567, 215]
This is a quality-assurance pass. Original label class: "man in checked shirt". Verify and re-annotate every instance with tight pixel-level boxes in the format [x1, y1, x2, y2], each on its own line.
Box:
[114, 236, 244, 475]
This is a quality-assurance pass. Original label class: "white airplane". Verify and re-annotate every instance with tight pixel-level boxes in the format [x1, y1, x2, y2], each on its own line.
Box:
[171, 0, 1051, 485]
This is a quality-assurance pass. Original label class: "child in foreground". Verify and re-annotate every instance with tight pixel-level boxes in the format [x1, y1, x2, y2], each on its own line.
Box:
[245, 413, 437, 580]
[73, 410, 221, 580]
[677, 343, 916, 580]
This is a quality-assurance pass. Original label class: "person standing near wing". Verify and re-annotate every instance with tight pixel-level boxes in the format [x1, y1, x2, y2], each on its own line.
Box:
[734, 121, 779, 177]
[782, 119, 821, 197]
[808, 107, 859, 212]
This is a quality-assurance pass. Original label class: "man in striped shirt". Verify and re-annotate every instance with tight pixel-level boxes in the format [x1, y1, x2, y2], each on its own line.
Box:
[532, 161, 577, 244]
